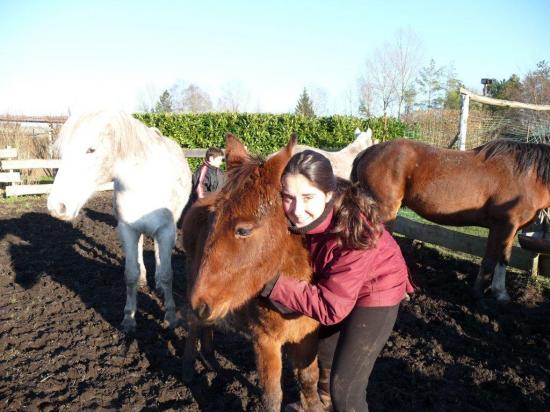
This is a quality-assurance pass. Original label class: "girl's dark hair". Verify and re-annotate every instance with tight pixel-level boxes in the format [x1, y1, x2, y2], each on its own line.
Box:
[283, 150, 383, 250]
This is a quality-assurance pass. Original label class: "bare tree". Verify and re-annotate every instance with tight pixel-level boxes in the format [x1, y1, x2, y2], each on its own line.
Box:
[181, 84, 213, 112]
[217, 81, 249, 112]
[523, 60, 550, 105]
[389, 28, 423, 118]
[358, 77, 374, 117]
[308, 86, 329, 116]
[136, 84, 160, 113]
[363, 45, 398, 118]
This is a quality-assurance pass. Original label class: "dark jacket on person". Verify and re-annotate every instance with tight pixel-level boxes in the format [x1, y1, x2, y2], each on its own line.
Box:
[191, 162, 225, 201]
[266, 208, 414, 325]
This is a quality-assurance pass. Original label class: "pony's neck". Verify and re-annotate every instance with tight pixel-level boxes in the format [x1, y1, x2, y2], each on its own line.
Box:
[278, 234, 313, 282]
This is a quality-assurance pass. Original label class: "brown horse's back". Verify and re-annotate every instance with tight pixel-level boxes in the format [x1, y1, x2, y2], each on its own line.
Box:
[352, 139, 539, 227]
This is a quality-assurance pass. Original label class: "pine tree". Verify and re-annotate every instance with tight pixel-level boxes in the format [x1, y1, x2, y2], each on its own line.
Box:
[154, 90, 173, 113]
[295, 88, 315, 117]
[416, 59, 445, 109]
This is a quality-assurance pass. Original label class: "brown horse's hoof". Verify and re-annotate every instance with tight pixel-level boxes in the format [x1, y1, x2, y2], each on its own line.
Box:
[471, 287, 484, 300]
[182, 361, 195, 383]
[283, 401, 304, 412]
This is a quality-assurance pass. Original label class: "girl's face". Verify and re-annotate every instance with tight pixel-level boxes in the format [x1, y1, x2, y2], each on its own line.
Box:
[281, 173, 332, 228]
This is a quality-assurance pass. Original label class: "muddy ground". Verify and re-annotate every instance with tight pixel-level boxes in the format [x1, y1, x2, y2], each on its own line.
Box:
[0, 192, 548, 411]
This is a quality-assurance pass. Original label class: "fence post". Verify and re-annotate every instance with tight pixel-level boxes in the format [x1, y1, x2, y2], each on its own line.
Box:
[458, 92, 469, 151]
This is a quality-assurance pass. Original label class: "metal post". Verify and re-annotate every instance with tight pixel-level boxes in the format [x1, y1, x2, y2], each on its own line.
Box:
[458, 92, 469, 151]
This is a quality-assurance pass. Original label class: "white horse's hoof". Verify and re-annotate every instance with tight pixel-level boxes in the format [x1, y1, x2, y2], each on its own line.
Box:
[121, 317, 136, 332]
[165, 311, 177, 329]
[494, 291, 511, 303]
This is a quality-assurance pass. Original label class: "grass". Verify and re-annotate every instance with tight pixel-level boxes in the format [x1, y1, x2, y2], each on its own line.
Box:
[398, 207, 490, 238]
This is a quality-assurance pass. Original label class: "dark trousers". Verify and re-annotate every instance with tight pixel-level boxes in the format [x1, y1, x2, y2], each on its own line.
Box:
[317, 304, 399, 412]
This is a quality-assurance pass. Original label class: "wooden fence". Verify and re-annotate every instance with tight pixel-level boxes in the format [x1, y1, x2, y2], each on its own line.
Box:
[0, 147, 209, 197]
[1, 145, 546, 275]
[393, 216, 539, 273]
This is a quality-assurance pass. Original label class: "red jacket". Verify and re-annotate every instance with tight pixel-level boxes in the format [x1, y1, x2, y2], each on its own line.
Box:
[269, 209, 414, 325]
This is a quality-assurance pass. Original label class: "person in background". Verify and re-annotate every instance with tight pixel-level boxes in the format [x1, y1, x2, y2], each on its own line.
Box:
[261, 150, 414, 412]
[191, 147, 225, 201]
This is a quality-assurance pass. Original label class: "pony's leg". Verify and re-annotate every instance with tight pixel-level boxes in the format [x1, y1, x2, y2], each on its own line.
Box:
[254, 335, 283, 412]
[153, 237, 161, 292]
[491, 262, 511, 303]
[118, 223, 141, 332]
[490, 227, 517, 303]
[154, 223, 177, 328]
[199, 325, 219, 370]
[474, 225, 514, 302]
[182, 319, 200, 383]
[137, 234, 147, 287]
[287, 332, 325, 411]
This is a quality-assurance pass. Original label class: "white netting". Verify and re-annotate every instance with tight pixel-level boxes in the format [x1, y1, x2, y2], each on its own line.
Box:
[402, 100, 550, 148]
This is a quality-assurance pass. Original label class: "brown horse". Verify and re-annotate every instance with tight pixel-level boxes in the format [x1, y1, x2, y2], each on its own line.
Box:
[181, 134, 324, 412]
[352, 138, 550, 302]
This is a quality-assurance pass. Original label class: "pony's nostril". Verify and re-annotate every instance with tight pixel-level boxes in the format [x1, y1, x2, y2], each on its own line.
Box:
[195, 301, 211, 320]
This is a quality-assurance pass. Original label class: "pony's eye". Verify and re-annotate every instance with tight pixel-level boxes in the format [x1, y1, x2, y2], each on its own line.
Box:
[235, 227, 252, 238]
[86, 148, 96, 154]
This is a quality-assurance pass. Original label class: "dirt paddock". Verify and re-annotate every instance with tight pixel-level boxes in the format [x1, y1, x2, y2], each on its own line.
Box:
[0, 192, 548, 411]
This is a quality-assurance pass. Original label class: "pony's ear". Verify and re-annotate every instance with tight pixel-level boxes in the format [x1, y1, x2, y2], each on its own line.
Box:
[225, 133, 249, 170]
[265, 133, 298, 182]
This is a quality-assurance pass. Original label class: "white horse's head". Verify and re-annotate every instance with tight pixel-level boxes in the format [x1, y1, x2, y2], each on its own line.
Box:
[354, 128, 373, 146]
[47, 111, 148, 220]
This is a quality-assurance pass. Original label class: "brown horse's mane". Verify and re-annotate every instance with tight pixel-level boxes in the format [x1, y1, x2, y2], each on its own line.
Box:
[220, 155, 265, 197]
[214, 154, 282, 220]
[475, 139, 550, 185]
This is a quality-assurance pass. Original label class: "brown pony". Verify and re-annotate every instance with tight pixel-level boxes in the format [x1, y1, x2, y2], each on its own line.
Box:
[181, 134, 324, 412]
[352, 138, 550, 302]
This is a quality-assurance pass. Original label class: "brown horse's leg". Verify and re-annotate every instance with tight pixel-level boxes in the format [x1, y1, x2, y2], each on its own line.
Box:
[182, 319, 200, 383]
[489, 226, 517, 303]
[474, 224, 515, 302]
[254, 335, 283, 412]
[287, 332, 325, 411]
[199, 325, 220, 370]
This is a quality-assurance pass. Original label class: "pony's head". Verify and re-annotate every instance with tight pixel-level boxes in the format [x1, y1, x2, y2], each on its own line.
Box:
[354, 128, 373, 146]
[191, 133, 297, 322]
[48, 111, 150, 220]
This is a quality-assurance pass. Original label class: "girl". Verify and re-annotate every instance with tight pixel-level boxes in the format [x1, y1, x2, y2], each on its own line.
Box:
[261, 150, 414, 412]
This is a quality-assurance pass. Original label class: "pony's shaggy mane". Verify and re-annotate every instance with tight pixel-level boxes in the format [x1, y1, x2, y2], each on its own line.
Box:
[475, 139, 550, 186]
[215, 155, 281, 219]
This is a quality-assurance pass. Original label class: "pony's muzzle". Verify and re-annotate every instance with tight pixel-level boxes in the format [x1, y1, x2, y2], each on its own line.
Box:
[194, 301, 211, 321]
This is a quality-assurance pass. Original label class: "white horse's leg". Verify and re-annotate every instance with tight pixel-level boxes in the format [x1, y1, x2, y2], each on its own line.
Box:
[118, 223, 141, 332]
[138, 234, 147, 286]
[154, 237, 161, 292]
[155, 223, 177, 328]
[491, 263, 511, 303]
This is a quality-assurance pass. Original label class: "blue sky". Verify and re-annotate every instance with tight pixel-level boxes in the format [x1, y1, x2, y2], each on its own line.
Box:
[0, 0, 548, 115]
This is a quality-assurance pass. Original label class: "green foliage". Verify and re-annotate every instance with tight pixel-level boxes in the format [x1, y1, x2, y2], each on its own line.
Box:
[488, 74, 522, 101]
[133, 112, 410, 157]
[295, 88, 315, 117]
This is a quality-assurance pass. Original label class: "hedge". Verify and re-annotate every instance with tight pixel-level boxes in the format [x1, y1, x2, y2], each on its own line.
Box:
[134, 113, 408, 156]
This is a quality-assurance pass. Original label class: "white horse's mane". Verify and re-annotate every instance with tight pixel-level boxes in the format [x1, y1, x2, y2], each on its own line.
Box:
[54, 111, 165, 160]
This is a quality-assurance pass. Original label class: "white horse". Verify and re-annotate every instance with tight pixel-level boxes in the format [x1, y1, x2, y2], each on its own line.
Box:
[293, 128, 374, 179]
[47, 111, 192, 332]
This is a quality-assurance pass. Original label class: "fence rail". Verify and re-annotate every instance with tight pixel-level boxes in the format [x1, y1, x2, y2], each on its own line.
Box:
[393, 216, 537, 272]
[0, 148, 208, 197]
